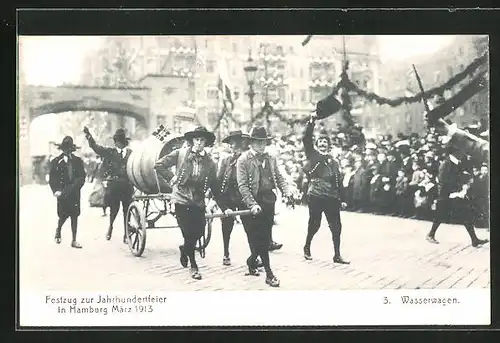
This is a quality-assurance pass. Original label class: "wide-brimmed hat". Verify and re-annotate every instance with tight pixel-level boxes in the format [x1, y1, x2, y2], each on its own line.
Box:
[248, 126, 273, 141]
[222, 130, 249, 144]
[56, 136, 79, 152]
[112, 129, 131, 144]
[184, 126, 216, 147]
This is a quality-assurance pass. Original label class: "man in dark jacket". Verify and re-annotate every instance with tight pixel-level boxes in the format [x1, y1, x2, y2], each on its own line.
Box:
[84, 127, 133, 243]
[237, 127, 293, 287]
[49, 136, 86, 248]
[155, 127, 222, 281]
[216, 130, 262, 267]
[426, 146, 489, 247]
[302, 113, 349, 264]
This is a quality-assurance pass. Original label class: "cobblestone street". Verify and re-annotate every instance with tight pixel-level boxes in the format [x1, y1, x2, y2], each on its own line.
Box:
[19, 185, 490, 292]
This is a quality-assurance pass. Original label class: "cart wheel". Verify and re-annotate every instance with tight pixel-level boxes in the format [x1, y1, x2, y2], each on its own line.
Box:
[195, 217, 213, 258]
[126, 201, 147, 257]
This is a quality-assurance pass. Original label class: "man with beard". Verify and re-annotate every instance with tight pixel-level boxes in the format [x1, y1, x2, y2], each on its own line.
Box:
[426, 144, 489, 247]
[216, 130, 262, 268]
[155, 127, 222, 280]
[302, 112, 350, 265]
[84, 127, 133, 243]
[237, 127, 293, 287]
[49, 136, 86, 248]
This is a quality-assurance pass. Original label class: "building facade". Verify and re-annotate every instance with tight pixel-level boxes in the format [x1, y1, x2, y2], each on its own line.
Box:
[80, 35, 384, 139]
[379, 35, 489, 135]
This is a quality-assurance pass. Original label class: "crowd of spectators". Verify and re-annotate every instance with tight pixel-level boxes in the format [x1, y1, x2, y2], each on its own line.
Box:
[210, 122, 489, 228]
[33, 121, 489, 228]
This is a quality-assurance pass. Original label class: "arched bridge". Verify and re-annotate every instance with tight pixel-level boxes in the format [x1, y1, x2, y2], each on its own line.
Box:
[24, 85, 150, 122]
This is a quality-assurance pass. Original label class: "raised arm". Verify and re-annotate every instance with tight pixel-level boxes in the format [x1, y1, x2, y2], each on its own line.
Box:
[83, 127, 113, 159]
[302, 117, 316, 159]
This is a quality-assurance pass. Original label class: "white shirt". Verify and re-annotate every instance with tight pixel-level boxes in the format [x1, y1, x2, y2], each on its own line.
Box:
[116, 147, 128, 159]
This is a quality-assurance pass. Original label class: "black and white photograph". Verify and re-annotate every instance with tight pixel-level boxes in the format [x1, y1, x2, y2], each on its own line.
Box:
[18, 31, 490, 326]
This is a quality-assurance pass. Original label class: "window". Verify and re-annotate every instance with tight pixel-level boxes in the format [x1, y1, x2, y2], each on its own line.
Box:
[206, 60, 215, 73]
[173, 117, 182, 134]
[300, 89, 307, 102]
[206, 88, 219, 99]
[290, 92, 295, 103]
[278, 88, 286, 101]
[157, 115, 166, 126]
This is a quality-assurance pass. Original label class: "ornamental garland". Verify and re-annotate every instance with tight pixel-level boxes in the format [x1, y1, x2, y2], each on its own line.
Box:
[345, 52, 488, 107]
[219, 52, 488, 129]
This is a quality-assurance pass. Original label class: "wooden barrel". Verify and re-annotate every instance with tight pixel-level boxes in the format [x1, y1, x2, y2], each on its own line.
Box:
[126, 135, 184, 194]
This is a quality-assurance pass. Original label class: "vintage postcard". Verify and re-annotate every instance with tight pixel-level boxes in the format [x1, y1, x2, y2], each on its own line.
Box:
[17, 16, 490, 327]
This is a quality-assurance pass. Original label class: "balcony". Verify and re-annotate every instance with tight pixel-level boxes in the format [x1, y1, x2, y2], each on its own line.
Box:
[308, 56, 335, 66]
[169, 45, 196, 56]
[308, 76, 335, 89]
[171, 67, 200, 79]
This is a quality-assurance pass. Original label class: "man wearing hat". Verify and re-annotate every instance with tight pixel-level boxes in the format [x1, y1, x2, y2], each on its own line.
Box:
[48, 136, 86, 248]
[216, 130, 262, 268]
[426, 143, 489, 247]
[154, 126, 222, 281]
[236, 126, 293, 287]
[83, 127, 133, 243]
[302, 112, 350, 265]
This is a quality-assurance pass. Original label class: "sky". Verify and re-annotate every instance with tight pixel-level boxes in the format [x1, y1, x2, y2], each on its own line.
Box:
[19, 35, 457, 87]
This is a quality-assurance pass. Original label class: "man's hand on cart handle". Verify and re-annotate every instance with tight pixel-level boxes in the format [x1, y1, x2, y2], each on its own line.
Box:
[251, 205, 262, 215]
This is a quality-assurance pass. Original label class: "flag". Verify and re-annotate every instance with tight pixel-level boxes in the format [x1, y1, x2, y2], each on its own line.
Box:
[217, 57, 234, 112]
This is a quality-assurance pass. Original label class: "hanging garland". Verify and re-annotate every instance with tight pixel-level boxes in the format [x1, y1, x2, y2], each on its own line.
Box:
[219, 52, 487, 129]
[344, 52, 488, 107]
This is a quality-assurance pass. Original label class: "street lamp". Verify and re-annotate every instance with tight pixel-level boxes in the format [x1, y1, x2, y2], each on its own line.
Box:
[243, 49, 258, 126]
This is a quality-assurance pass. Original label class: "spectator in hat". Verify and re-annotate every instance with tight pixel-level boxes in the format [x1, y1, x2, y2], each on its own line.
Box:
[84, 127, 134, 243]
[155, 126, 222, 281]
[469, 163, 489, 229]
[394, 169, 410, 217]
[351, 157, 369, 212]
[48, 136, 86, 248]
[369, 164, 384, 214]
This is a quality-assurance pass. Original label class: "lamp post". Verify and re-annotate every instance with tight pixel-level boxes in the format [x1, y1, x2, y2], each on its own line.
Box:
[244, 49, 257, 129]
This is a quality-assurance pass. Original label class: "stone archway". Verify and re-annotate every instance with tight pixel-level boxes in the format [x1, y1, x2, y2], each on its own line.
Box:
[18, 85, 150, 185]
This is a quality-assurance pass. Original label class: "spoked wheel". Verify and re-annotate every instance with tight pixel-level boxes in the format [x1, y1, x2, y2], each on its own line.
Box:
[195, 217, 213, 258]
[126, 201, 147, 257]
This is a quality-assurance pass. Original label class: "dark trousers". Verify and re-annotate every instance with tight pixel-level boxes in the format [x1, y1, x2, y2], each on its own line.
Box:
[221, 201, 245, 257]
[240, 200, 276, 278]
[107, 180, 133, 237]
[305, 195, 343, 257]
[55, 214, 78, 242]
[428, 198, 479, 243]
[175, 204, 205, 269]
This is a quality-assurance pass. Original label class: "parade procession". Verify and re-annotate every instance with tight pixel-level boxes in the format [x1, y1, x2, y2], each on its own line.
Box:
[19, 35, 490, 292]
